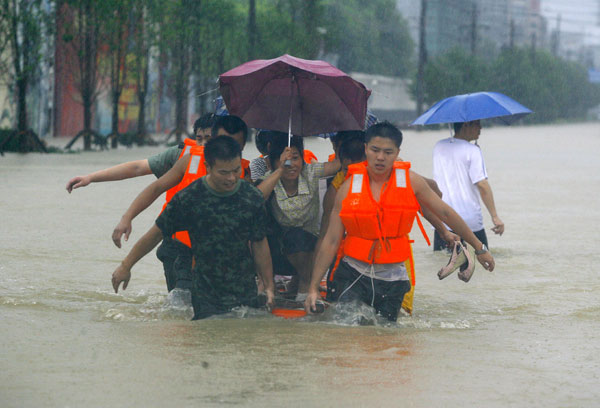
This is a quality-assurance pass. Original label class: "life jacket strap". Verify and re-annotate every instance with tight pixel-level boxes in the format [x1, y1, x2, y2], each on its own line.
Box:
[415, 212, 431, 246]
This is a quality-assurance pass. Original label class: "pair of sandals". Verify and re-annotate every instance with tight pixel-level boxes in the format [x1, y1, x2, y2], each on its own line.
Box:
[438, 241, 475, 282]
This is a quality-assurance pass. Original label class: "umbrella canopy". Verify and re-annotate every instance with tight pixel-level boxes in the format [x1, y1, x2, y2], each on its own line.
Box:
[411, 91, 532, 126]
[218, 54, 371, 136]
[215, 94, 378, 137]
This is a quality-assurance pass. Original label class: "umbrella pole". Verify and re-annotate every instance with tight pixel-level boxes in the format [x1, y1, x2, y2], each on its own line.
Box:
[284, 74, 295, 167]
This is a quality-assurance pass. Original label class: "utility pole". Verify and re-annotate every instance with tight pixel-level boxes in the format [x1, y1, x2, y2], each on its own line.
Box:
[248, 0, 256, 60]
[509, 18, 515, 49]
[416, 0, 427, 117]
[470, 2, 477, 55]
[551, 14, 561, 56]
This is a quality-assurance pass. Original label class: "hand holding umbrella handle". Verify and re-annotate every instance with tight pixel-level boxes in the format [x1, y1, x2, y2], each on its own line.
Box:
[280, 147, 293, 167]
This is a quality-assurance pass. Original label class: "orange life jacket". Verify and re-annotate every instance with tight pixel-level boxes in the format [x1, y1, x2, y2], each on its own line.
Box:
[304, 149, 318, 163]
[161, 138, 198, 210]
[163, 145, 206, 247]
[339, 161, 427, 266]
[328, 153, 336, 162]
[241, 158, 250, 179]
[180, 137, 197, 158]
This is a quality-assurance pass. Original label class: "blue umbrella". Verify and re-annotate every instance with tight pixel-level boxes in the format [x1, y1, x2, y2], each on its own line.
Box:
[411, 91, 532, 125]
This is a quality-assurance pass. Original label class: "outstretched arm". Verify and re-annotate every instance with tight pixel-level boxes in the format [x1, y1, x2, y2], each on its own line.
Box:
[420, 205, 460, 245]
[305, 179, 348, 313]
[321, 157, 341, 177]
[476, 179, 504, 235]
[251, 237, 275, 309]
[112, 155, 190, 248]
[112, 225, 164, 293]
[411, 171, 495, 271]
[314, 183, 337, 261]
[66, 160, 152, 193]
[424, 176, 442, 198]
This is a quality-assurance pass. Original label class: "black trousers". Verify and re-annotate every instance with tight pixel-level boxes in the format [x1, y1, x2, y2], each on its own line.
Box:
[156, 237, 193, 291]
[433, 228, 488, 251]
[327, 260, 411, 321]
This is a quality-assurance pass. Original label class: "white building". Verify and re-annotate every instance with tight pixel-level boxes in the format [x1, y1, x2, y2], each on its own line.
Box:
[541, 0, 600, 67]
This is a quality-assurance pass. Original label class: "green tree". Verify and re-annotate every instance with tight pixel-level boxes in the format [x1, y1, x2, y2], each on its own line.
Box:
[414, 47, 489, 105]
[61, 0, 106, 150]
[0, 0, 50, 152]
[130, 0, 155, 141]
[154, 0, 195, 142]
[490, 48, 600, 123]
[103, 0, 134, 148]
[414, 46, 600, 124]
[323, 0, 414, 76]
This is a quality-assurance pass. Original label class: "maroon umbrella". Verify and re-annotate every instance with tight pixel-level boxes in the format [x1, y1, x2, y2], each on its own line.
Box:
[218, 54, 371, 137]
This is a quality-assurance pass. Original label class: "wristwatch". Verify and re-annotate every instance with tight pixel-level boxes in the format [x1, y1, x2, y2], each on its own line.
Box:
[475, 244, 488, 255]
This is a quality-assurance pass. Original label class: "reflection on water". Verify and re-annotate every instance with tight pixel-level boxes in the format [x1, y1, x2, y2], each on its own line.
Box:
[2, 123, 600, 407]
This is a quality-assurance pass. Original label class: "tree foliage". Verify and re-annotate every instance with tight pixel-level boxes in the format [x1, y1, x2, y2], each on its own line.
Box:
[415, 46, 600, 124]
[0, 0, 49, 132]
[323, 0, 414, 76]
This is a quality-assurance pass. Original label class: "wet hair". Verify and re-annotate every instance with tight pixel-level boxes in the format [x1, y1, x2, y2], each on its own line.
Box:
[211, 115, 249, 144]
[365, 121, 403, 148]
[193, 113, 217, 133]
[255, 130, 271, 156]
[335, 130, 364, 144]
[267, 132, 304, 169]
[204, 135, 241, 167]
[453, 122, 464, 134]
[338, 134, 366, 163]
[453, 120, 479, 135]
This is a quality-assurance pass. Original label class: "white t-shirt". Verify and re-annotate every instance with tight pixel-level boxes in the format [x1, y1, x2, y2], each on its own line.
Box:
[432, 137, 488, 231]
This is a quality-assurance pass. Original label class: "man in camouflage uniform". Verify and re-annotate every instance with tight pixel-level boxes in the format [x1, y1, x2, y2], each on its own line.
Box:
[111, 136, 275, 319]
[66, 113, 217, 293]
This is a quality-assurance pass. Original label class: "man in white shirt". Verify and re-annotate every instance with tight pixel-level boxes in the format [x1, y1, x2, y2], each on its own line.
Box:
[432, 120, 504, 251]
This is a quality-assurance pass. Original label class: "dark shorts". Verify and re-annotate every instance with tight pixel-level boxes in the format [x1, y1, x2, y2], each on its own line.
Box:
[433, 228, 488, 251]
[327, 260, 411, 321]
[156, 237, 193, 291]
[267, 226, 318, 276]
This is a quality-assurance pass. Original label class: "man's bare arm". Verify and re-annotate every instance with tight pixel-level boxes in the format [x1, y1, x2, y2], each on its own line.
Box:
[314, 184, 337, 262]
[66, 160, 152, 193]
[411, 172, 495, 271]
[251, 237, 275, 308]
[112, 155, 190, 248]
[322, 157, 341, 177]
[305, 179, 348, 312]
[477, 179, 504, 235]
[112, 225, 164, 293]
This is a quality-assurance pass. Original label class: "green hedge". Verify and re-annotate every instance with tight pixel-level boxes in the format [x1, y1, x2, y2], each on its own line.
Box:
[413, 47, 600, 124]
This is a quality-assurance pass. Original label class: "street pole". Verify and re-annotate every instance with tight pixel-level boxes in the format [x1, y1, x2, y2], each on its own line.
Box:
[416, 0, 427, 117]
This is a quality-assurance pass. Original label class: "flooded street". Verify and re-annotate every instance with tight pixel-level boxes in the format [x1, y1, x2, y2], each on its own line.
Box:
[1, 122, 599, 407]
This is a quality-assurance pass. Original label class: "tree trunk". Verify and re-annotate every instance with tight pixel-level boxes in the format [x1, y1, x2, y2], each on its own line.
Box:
[248, 0, 256, 60]
[416, 0, 427, 117]
[174, 84, 186, 142]
[137, 90, 146, 137]
[111, 90, 120, 148]
[83, 94, 92, 151]
[137, 53, 149, 139]
[16, 77, 28, 133]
